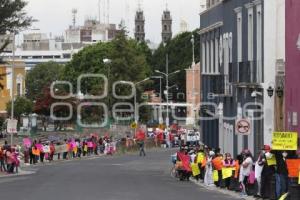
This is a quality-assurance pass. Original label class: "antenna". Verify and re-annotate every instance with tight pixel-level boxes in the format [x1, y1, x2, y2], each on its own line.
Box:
[165, 0, 169, 10]
[98, 0, 101, 23]
[137, 0, 142, 11]
[125, 0, 130, 28]
[106, 0, 110, 25]
[103, 0, 106, 25]
[72, 8, 78, 28]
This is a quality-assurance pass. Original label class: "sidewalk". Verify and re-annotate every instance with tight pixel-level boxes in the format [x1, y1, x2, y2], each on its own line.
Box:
[190, 179, 256, 200]
[0, 168, 36, 178]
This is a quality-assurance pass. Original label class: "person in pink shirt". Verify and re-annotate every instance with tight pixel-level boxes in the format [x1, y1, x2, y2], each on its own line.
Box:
[222, 153, 235, 189]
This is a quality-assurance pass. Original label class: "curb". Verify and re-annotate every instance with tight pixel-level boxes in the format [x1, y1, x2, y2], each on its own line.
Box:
[190, 179, 256, 200]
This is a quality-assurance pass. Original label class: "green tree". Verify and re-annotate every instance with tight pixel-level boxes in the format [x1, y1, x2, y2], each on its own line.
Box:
[151, 30, 200, 101]
[63, 32, 151, 124]
[6, 96, 33, 120]
[25, 62, 64, 100]
[0, 0, 34, 51]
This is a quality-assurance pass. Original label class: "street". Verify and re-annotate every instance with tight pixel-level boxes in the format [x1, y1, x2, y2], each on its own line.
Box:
[0, 149, 237, 200]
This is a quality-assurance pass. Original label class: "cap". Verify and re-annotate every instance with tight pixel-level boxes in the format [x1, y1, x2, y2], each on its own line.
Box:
[262, 145, 271, 152]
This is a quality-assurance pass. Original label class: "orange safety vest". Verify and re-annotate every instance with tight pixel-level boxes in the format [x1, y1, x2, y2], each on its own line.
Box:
[201, 156, 207, 168]
[32, 148, 40, 156]
[234, 160, 240, 178]
[212, 156, 223, 171]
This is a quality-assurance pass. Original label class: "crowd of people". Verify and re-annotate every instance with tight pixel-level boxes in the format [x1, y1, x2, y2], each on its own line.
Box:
[0, 135, 118, 174]
[0, 141, 21, 174]
[173, 144, 300, 199]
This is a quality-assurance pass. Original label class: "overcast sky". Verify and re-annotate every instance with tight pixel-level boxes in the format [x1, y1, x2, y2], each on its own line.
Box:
[24, 0, 206, 43]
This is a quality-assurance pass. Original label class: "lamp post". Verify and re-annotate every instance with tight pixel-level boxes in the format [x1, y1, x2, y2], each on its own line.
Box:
[155, 69, 180, 128]
[151, 76, 163, 124]
[191, 34, 196, 128]
[10, 32, 16, 145]
[103, 58, 112, 125]
[120, 78, 150, 135]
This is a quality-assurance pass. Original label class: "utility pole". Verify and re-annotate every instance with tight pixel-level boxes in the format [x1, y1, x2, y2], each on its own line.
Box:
[10, 32, 15, 145]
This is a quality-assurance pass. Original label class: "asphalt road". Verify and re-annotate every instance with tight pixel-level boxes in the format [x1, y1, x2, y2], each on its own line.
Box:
[0, 149, 238, 200]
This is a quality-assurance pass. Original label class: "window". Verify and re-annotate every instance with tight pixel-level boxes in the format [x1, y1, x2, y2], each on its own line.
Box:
[63, 54, 71, 59]
[202, 42, 206, 73]
[137, 25, 140, 32]
[43, 55, 54, 59]
[247, 6, 253, 61]
[206, 41, 210, 74]
[164, 25, 167, 31]
[17, 83, 21, 96]
[210, 39, 214, 74]
[256, 4, 262, 83]
[215, 37, 219, 73]
[237, 13, 243, 62]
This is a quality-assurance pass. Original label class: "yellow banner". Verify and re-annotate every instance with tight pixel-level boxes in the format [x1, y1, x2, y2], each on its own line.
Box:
[267, 155, 277, 166]
[191, 163, 200, 176]
[272, 132, 298, 150]
[213, 170, 219, 182]
[196, 153, 205, 164]
[222, 168, 233, 179]
[298, 171, 300, 185]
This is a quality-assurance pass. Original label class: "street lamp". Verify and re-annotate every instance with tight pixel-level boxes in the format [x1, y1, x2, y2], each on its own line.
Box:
[9, 31, 16, 145]
[151, 76, 163, 124]
[267, 86, 274, 97]
[103, 58, 112, 121]
[276, 86, 284, 98]
[191, 34, 196, 128]
[155, 69, 181, 128]
[120, 78, 150, 127]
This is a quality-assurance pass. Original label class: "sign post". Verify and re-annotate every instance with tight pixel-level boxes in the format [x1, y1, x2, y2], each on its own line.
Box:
[7, 119, 18, 145]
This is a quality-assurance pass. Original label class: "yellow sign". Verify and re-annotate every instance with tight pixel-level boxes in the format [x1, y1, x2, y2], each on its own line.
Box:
[298, 171, 300, 185]
[191, 163, 200, 176]
[213, 170, 219, 182]
[272, 132, 298, 150]
[267, 155, 277, 166]
[130, 122, 137, 129]
[196, 153, 205, 164]
[222, 168, 233, 179]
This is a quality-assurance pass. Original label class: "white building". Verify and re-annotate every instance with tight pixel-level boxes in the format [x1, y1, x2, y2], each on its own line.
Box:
[263, 0, 285, 145]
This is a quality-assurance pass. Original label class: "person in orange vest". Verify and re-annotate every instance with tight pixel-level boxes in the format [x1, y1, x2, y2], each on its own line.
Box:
[212, 150, 224, 187]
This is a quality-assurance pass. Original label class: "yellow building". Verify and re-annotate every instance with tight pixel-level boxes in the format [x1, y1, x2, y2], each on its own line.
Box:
[0, 61, 26, 115]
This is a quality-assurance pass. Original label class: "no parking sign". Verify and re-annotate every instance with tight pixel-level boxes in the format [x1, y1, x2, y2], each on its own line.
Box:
[235, 119, 251, 135]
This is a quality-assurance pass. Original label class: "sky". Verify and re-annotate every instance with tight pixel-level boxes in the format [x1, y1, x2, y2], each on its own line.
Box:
[24, 0, 206, 44]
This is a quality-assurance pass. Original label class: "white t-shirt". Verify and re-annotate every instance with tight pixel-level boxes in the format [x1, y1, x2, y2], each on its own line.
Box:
[242, 157, 253, 176]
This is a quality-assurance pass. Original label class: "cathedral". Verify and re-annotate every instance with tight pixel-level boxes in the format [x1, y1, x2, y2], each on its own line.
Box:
[134, 6, 172, 43]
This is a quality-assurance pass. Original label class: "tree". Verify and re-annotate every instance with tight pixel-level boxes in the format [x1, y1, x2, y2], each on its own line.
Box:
[63, 32, 152, 123]
[0, 0, 34, 53]
[0, 0, 34, 89]
[6, 96, 33, 120]
[25, 62, 64, 100]
[151, 30, 200, 102]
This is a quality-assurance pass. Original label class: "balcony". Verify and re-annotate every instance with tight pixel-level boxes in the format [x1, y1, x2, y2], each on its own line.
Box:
[230, 61, 262, 87]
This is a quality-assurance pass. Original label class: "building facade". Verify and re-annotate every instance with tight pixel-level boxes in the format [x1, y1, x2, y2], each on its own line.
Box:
[186, 63, 201, 127]
[134, 10, 145, 42]
[285, 0, 300, 139]
[0, 61, 26, 114]
[199, 0, 276, 156]
[161, 9, 172, 43]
